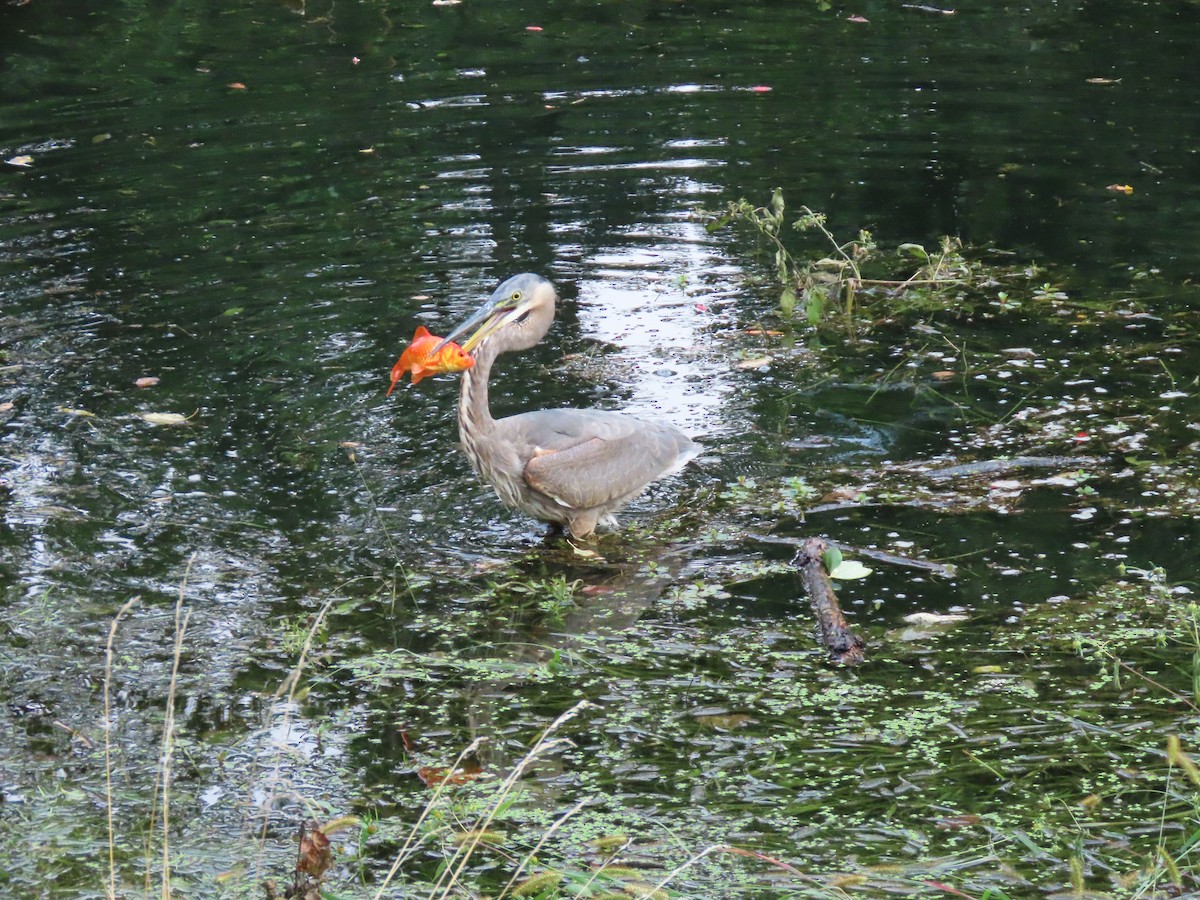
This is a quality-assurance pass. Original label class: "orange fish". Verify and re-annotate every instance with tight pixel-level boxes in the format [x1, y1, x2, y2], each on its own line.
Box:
[388, 326, 474, 395]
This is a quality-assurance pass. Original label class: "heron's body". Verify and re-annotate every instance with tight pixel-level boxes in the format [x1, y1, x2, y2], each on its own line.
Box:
[444, 274, 699, 538]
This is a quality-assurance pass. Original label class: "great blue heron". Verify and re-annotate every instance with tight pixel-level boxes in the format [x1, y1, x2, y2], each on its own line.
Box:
[438, 273, 700, 538]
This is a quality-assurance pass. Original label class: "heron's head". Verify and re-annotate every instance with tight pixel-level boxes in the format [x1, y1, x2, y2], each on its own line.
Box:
[437, 273, 556, 354]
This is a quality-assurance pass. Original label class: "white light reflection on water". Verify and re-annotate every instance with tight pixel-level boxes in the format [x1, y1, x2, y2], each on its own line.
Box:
[574, 213, 743, 439]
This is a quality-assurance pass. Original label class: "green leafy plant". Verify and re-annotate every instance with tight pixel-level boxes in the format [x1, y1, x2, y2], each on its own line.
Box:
[708, 189, 982, 327]
[708, 188, 874, 325]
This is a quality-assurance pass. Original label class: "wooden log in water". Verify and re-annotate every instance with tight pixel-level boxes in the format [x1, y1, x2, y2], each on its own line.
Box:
[792, 538, 866, 666]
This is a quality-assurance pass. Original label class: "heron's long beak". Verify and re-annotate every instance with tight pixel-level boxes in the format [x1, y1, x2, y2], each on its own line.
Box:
[434, 291, 537, 354]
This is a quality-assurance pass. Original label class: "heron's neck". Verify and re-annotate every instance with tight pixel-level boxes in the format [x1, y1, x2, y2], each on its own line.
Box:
[458, 340, 497, 445]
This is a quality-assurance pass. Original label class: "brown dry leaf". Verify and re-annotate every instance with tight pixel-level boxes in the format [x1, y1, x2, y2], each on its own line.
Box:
[931, 370, 957, 380]
[56, 406, 95, 418]
[1105, 183, 1134, 195]
[0, 401, 12, 413]
[339, 441, 362, 448]
[296, 824, 333, 877]
[1086, 77, 1121, 85]
[744, 329, 784, 337]
[135, 376, 160, 388]
[417, 762, 483, 787]
[227, 82, 247, 90]
[6, 155, 34, 167]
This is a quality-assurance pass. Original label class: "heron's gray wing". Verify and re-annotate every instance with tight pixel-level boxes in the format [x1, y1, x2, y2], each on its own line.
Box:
[522, 421, 692, 511]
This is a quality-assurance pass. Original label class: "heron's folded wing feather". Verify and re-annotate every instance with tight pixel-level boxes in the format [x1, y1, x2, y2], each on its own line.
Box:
[523, 432, 679, 510]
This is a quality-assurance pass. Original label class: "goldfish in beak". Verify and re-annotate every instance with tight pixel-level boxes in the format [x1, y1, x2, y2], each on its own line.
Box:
[387, 326, 475, 395]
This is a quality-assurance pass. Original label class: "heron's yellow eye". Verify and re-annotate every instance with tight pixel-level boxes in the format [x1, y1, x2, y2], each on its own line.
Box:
[510, 290, 522, 302]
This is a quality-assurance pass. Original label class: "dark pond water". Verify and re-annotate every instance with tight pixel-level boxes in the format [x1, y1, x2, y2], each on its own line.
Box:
[2, 0, 1200, 896]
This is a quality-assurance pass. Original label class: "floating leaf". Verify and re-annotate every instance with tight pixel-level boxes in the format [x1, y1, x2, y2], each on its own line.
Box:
[56, 406, 95, 417]
[5, 155, 34, 168]
[139, 411, 198, 426]
[1086, 77, 1121, 85]
[847, 15, 870, 23]
[227, 82, 247, 90]
[736, 355, 773, 370]
[0, 401, 12, 412]
[829, 559, 873, 580]
[988, 479, 1022, 491]
[903, 612, 968, 626]
[222, 306, 244, 317]
[1105, 183, 1133, 195]
[134, 376, 160, 388]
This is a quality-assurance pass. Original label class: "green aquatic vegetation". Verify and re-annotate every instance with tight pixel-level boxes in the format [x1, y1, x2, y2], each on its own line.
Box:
[717, 474, 819, 517]
[708, 190, 1008, 328]
[707, 188, 876, 325]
